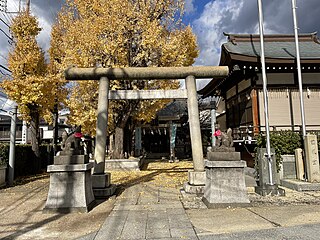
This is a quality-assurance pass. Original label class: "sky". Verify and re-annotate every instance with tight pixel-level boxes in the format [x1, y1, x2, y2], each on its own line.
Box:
[1, 0, 320, 85]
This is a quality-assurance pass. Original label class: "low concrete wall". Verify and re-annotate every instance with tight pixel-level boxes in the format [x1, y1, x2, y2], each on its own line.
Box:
[105, 158, 144, 171]
[0, 165, 6, 187]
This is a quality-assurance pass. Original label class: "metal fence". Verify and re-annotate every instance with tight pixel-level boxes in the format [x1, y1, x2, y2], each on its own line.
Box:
[232, 125, 320, 143]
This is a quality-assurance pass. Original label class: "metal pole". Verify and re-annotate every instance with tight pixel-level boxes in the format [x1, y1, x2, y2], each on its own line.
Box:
[8, 106, 17, 186]
[26, 0, 30, 13]
[291, 0, 306, 138]
[257, 0, 274, 186]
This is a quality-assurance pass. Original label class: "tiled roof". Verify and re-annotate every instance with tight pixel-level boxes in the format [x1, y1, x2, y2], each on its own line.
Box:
[157, 100, 187, 117]
[199, 33, 320, 97]
[222, 32, 320, 63]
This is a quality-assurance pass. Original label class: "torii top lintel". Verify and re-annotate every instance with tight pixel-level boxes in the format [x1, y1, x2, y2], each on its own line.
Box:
[65, 66, 229, 80]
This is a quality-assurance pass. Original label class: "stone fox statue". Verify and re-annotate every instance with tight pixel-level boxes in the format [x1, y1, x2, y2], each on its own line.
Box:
[61, 126, 83, 155]
[215, 125, 233, 148]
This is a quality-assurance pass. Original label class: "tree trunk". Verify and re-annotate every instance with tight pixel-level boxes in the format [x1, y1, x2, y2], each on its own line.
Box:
[114, 127, 124, 159]
[113, 101, 136, 158]
[29, 106, 40, 170]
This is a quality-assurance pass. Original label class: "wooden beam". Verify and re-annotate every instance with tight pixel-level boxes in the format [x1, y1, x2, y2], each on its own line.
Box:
[108, 89, 188, 100]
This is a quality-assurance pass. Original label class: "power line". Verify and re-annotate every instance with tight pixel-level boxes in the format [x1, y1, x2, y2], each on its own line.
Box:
[2, 12, 13, 24]
[0, 16, 9, 27]
[0, 64, 10, 72]
[0, 26, 12, 41]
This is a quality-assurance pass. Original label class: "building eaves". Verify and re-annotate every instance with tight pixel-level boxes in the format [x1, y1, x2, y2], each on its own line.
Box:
[224, 32, 319, 43]
[223, 32, 320, 61]
[198, 66, 242, 97]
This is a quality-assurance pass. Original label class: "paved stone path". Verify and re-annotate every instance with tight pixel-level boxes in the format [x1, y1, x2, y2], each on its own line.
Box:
[91, 183, 198, 240]
[76, 168, 320, 240]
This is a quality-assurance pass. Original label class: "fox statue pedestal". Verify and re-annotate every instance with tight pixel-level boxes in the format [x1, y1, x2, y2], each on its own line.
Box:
[202, 129, 250, 208]
[44, 129, 95, 213]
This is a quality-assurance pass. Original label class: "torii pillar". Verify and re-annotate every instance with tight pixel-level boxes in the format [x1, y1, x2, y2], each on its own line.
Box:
[91, 76, 116, 197]
[65, 66, 229, 197]
[183, 75, 206, 194]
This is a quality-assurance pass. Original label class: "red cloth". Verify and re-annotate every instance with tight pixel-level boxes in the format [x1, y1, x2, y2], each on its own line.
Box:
[74, 132, 83, 138]
[214, 130, 221, 137]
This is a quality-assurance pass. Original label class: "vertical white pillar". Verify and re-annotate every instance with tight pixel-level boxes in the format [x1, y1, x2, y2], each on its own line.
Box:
[94, 77, 109, 174]
[8, 106, 17, 186]
[185, 75, 204, 172]
[257, 0, 274, 185]
[211, 107, 216, 147]
[22, 120, 28, 144]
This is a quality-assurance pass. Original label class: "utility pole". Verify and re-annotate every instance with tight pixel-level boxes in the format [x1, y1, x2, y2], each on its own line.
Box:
[257, 0, 274, 186]
[291, 0, 306, 138]
[26, 0, 30, 13]
[8, 106, 17, 186]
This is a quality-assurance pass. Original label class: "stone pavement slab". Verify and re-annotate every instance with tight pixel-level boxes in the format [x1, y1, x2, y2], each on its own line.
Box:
[247, 205, 320, 227]
[76, 167, 320, 240]
[187, 204, 320, 239]
[92, 183, 198, 239]
[187, 208, 274, 236]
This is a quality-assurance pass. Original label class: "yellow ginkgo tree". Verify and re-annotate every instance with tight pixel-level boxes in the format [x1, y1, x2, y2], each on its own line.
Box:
[52, 0, 198, 158]
[1, 11, 66, 158]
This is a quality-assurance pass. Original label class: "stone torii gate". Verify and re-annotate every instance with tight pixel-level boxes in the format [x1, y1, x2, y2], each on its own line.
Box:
[65, 66, 229, 195]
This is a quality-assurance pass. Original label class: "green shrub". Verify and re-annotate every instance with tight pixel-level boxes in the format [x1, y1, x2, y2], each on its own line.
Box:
[255, 131, 302, 171]
[0, 144, 53, 178]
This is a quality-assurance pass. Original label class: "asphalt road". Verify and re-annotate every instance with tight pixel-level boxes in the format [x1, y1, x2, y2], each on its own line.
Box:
[199, 223, 320, 240]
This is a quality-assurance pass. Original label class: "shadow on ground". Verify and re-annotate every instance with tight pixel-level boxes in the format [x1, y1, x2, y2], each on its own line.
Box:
[111, 159, 193, 196]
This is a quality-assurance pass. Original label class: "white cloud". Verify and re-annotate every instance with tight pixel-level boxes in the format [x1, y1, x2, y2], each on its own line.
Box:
[2, 0, 320, 81]
[184, 0, 196, 15]
[33, 6, 54, 53]
[0, 0, 62, 75]
[192, 0, 320, 67]
[193, 0, 256, 66]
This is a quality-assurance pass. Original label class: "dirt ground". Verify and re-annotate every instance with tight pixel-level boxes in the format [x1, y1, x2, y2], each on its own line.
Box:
[2, 159, 320, 239]
[0, 160, 194, 240]
[0, 174, 116, 240]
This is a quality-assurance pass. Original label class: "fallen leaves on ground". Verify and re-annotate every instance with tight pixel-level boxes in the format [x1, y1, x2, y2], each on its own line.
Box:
[111, 160, 193, 189]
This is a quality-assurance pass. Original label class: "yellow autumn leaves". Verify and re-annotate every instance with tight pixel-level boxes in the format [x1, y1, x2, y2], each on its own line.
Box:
[54, 0, 198, 135]
[111, 160, 193, 188]
[2, 0, 199, 136]
[1, 12, 66, 122]
[10, 12, 41, 39]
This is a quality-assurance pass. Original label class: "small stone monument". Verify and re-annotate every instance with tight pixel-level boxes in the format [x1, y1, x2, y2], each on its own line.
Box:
[305, 134, 320, 183]
[203, 128, 250, 208]
[44, 126, 95, 213]
[255, 148, 285, 196]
